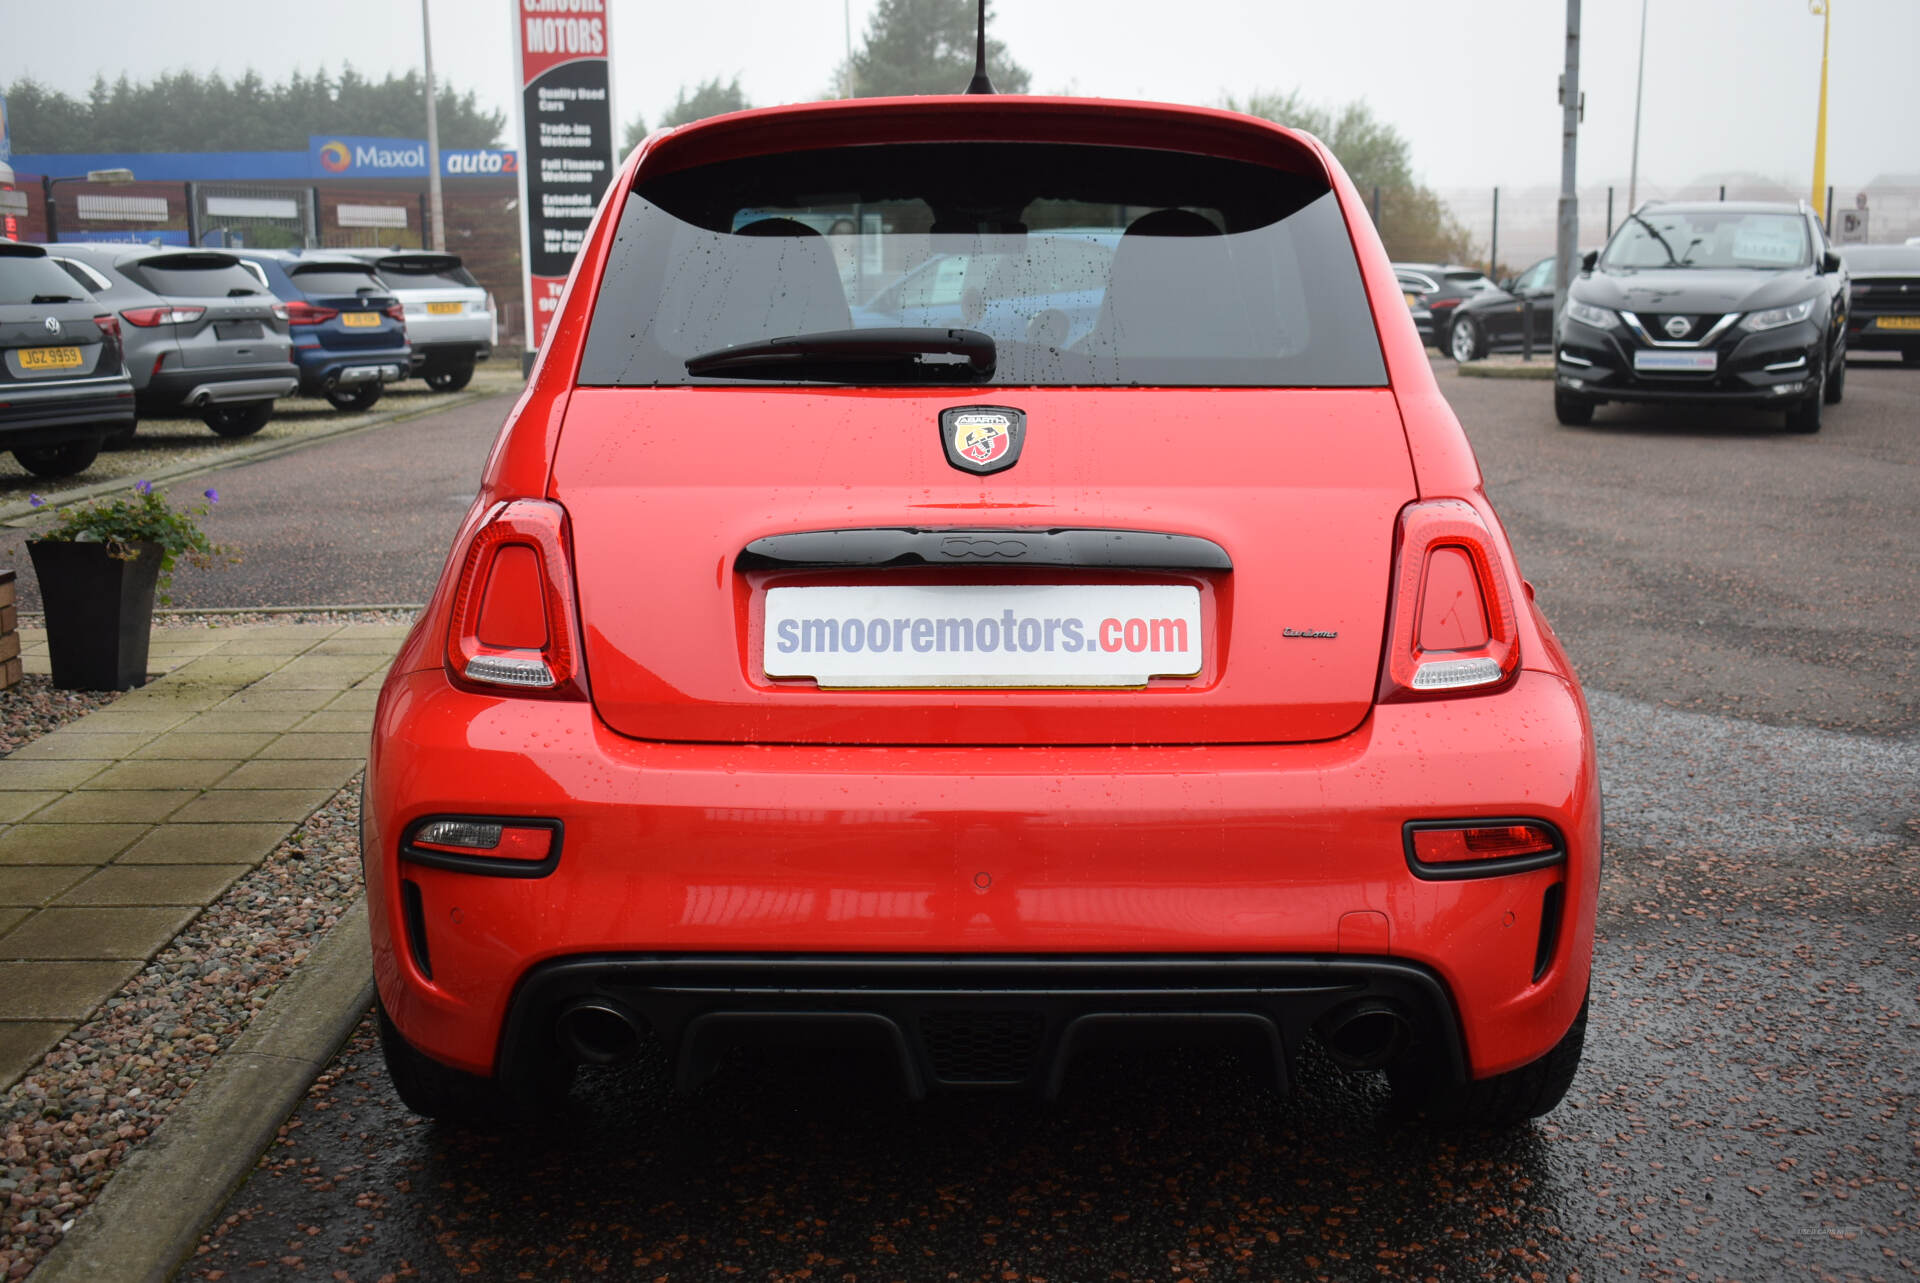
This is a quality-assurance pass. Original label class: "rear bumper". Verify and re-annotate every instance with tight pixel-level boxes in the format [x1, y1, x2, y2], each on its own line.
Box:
[294, 347, 411, 393]
[1845, 315, 1920, 353]
[366, 667, 1600, 1087]
[0, 381, 135, 446]
[495, 953, 1465, 1097]
[407, 340, 491, 371]
[145, 365, 299, 409]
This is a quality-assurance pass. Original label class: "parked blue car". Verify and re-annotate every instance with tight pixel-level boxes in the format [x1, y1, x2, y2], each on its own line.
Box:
[231, 251, 410, 411]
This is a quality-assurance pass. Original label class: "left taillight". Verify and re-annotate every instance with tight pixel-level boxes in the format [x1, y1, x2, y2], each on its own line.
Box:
[445, 499, 584, 698]
[1379, 498, 1520, 701]
[93, 314, 121, 353]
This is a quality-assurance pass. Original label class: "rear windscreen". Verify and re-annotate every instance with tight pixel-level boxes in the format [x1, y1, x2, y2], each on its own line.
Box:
[579, 142, 1385, 388]
[375, 258, 480, 289]
[0, 250, 93, 305]
[288, 266, 385, 295]
[122, 256, 268, 297]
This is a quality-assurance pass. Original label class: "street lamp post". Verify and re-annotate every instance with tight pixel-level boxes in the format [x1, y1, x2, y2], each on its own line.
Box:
[39, 168, 136, 242]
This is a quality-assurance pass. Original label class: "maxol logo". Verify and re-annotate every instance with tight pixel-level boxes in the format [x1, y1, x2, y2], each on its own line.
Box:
[317, 141, 351, 173]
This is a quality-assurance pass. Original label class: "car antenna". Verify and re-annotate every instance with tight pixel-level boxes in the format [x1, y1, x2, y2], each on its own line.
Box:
[964, 0, 995, 94]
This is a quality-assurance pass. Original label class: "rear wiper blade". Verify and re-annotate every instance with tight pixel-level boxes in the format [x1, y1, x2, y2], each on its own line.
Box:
[31, 294, 79, 304]
[684, 327, 995, 382]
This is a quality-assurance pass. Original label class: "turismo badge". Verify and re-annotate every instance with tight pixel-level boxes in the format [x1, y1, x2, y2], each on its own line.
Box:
[940, 405, 1026, 475]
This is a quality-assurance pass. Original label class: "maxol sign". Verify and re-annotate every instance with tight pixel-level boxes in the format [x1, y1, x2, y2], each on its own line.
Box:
[308, 136, 517, 179]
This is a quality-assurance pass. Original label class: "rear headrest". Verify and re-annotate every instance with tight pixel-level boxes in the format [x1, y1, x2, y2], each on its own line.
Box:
[1120, 209, 1222, 238]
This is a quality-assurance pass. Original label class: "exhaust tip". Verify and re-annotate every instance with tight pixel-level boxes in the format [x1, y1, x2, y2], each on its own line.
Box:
[1315, 999, 1411, 1071]
[554, 997, 642, 1065]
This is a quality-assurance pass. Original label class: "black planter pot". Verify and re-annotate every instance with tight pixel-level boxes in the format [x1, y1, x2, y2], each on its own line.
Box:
[27, 540, 163, 691]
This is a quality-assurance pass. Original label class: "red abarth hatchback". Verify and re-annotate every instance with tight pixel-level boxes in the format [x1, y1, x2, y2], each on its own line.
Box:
[366, 95, 1599, 1127]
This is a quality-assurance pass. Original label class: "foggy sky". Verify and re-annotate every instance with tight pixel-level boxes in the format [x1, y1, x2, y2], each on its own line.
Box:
[2, 0, 1914, 192]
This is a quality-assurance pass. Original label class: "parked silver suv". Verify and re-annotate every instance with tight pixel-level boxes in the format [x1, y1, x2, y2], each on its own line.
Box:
[44, 244, 299, 439]
[333, 250, 492, 390]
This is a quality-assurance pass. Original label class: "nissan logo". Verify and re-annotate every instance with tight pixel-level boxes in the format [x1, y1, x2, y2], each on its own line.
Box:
[1663, 315, 1692, 339]
[43, 317, 60, 335]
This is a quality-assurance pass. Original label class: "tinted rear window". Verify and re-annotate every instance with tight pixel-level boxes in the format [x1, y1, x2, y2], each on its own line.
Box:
[288, 265, 385, 295]
[0, 250, 93, 305]
[375, 257, 480, 289]
[122, 255, 268, 298]
[580, 142, 1384, 388]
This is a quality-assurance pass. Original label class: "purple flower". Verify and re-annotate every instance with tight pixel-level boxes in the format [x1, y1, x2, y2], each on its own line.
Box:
[28, 494, 43, 508]
[203, 488, 220, 503]
[135, 480, 153, 495]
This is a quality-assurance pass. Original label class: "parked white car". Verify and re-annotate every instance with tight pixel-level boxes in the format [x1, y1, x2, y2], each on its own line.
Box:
[331, 250, 493, 391]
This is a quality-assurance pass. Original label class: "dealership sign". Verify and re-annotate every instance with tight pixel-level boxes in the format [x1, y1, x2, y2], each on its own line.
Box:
[512, 0, 615, 348]
[307, 136, 517, 180]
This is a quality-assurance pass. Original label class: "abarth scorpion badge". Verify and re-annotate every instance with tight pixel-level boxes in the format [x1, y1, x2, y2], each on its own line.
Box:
[940, 405, 1026, 475]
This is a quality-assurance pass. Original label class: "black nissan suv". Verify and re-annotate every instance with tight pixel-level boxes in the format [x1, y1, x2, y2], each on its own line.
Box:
[1555, 201, 1849, 432]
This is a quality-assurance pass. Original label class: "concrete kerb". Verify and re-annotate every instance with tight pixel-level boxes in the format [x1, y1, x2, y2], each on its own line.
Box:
[30, 899, 374, 1283]
[0, 387, 493, 526]
[1454, 355, 1556, 380]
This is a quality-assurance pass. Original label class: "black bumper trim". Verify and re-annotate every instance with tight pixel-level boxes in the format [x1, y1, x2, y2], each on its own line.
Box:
[495, 953, 1468, 1098]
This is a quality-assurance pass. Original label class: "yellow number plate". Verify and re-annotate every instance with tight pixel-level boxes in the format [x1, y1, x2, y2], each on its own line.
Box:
[21, 346, 83, 371]
[1874, 315, 1920, 331]
[426, 301, 463, 315]
[341, 312, 381, 328]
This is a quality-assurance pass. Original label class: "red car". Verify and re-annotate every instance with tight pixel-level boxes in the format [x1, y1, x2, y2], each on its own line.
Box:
[366, 95, 1599, 1128]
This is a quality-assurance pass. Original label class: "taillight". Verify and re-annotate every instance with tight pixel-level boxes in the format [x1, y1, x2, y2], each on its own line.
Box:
[1379, 499, 1519, 700]
[446, 499, 584, 697]
[1429, 297, 1462, 311]
[285, 300, 338, 326]
[92, 313, 121, 341]
[120, 305, 206, 327]
[270, 302, 290, 322]
[1405, 820, 1563, 879]
[384, 303, 405, 323]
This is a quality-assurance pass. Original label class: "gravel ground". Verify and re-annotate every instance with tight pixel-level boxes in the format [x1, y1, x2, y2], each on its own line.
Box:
[0, 678, 118, 757]
[0, 362, 521, 506]
[0, 781, 365, 1281]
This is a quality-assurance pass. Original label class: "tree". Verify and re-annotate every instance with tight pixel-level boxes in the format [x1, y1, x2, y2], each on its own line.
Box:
[623, 76, 752, 151]
[1225, 90, 1472, 264]
[3, 69, 506, 154]
[835, 0, 1031, 98]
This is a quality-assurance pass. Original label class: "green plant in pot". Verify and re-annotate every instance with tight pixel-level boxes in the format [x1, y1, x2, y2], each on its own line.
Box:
[26, 482, 226, 691]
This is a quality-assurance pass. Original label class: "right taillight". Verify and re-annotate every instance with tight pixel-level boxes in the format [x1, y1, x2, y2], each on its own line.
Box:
[1379, 498, 1519, 701]
[445, 499, 585, 698]
[120, 305, 206, 327]
[285, 300, 338, 327]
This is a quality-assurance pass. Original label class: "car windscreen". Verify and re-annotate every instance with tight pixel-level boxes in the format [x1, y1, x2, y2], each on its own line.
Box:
[120, 254, 269, 297]
[0, 248, 93, 305]
[1602, 210, 1810, 271]
[579, 141, 1385, 388]
[374, 257, 480, 289]
[287, 265, 385, 295]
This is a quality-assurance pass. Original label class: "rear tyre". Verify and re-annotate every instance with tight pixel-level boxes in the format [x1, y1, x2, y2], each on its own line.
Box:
[1823, 343, 1845, 404]
[376, 992, 501, 1122]
[1784, 362, 1824, 433]
[1391, 996, 1588, 1130]
[1449, 315, 1486, 363]
[1553, 387, 1596, 426]
[424, 362, 475, 392]
[202, 400, 273, 438]
[325, 382, 383, 412]
[14, 439, 102, 478]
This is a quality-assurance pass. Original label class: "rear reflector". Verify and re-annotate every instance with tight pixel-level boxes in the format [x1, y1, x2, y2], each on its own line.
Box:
[1413, 823, 1557, 864]
[413, 819, 553, 861]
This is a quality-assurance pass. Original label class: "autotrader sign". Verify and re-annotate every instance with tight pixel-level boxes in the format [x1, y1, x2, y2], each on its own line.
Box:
[512, 0, 615, 349]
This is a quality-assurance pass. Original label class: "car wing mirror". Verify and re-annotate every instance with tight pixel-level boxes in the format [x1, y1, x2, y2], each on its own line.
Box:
[1820, 249, 1842, 274]
[1580, 250, 1598, 274]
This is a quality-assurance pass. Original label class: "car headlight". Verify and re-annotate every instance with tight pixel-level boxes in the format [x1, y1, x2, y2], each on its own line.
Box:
[1739, 298, 1817, 332]
[1564, 299, 1617, 331]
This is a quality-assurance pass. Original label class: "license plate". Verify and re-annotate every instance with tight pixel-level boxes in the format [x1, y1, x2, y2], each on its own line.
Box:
[20, 345, 83, 371]
[426, 301, 463, 315]
[215, 321, 263, 340]
[764, 584, 1203, 688]
[341, 312, 381, 328]
[1633, 349, 1718, 372]
[1874, 315, 1920, 331]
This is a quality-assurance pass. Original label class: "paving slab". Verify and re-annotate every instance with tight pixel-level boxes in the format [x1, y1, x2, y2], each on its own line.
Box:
[0, 905, 25, 937]
[170, 788, 335, 824]
[31, 789, 197, 825]
[212, 758, 361, 791]
[211, 688, 337, 713]
[115, 821, 296, 865]
[288, 710, 376, 734]
[0, 824, 151, 865]
[0, 906, 198, 960]
[55, 864, 250, 907]
[164, 656, 295, 685]
[0, 960, 145, 1019]
[0, 791, 59, 822]
[0, 865, 90, 906]
[0, 759, 106, 790]
[8, 732, 159, 761]
[257, 732, 371, 759]
[130, 731, 279, 761]
[211, 635, 329, 656]
[174, 710, 311, 735]
[83, 759, 240, 791]
[63, 709, 194, 735]
[324, 688, 382, 712]
[0, 1020, 68, 1086]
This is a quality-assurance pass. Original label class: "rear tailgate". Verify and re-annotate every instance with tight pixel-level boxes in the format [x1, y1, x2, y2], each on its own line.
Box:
[120, 254, 287, 372]
[554, 385, 1413, 746]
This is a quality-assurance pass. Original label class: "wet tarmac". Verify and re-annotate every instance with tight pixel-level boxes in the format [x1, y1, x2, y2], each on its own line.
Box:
[180, 358, 1918, 1281]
